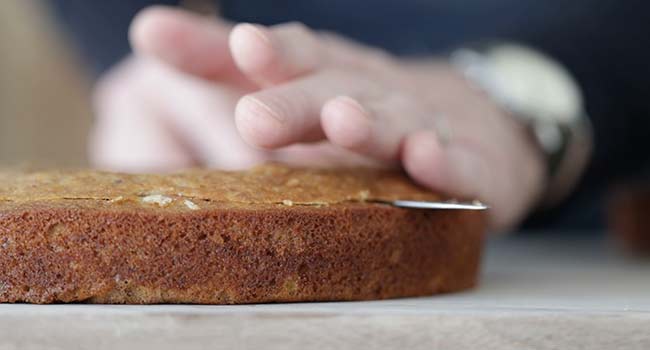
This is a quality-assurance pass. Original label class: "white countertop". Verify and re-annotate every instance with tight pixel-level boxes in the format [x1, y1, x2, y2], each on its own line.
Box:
[1, 234, 649, 349]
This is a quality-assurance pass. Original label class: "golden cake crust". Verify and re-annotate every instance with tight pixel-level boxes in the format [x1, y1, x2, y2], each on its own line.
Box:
[0, 164, 486, 304]
[0, 163, 441, 205]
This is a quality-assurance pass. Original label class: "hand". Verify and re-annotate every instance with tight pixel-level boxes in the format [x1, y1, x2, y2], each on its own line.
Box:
[91, 6, 545, 230]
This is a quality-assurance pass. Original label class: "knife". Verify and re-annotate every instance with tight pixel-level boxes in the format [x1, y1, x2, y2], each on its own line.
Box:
[375, 199, 488, 210]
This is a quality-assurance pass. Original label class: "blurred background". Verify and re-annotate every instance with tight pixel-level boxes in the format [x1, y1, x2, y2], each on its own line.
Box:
[0, 0, 91, 167]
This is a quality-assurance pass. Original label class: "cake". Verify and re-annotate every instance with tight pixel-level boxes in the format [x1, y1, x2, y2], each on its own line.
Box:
[0, 164, 487, 304]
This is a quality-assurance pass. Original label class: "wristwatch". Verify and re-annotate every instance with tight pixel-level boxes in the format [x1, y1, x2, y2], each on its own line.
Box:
[449, 42, 593, 205]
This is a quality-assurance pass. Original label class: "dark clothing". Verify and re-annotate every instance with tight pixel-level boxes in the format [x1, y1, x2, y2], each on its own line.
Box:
[47, 0, 650, 230]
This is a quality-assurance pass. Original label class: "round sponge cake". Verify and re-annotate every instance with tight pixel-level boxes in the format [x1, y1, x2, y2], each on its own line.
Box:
[0, 164, 486, 304]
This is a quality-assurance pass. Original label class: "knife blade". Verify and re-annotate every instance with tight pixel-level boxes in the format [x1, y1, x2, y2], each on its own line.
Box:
[375, 199, 488, 210]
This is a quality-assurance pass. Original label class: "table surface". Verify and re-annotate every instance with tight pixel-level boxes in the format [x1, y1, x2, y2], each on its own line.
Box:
[1, 234, 649, 350]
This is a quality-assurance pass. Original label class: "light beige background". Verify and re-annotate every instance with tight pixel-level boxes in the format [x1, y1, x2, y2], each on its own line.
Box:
[0, 0, 92, 167]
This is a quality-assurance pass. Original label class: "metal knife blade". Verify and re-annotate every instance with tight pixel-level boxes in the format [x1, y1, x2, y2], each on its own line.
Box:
[375, 200, 488, 210]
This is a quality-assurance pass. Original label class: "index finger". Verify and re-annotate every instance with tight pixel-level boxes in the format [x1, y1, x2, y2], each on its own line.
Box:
[129, 6, 248, 85]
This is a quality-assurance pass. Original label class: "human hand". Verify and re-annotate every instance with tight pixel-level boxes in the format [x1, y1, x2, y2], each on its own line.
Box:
[91, 6, 545, 230]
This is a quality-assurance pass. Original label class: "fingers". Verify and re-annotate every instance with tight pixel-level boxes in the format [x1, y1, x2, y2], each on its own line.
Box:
[229, 22, 395, 87]
[235, 70, 374, 148]
[90, 108, 196, 173]
[230, 22, 415, 158]
[402, 130, 493, 202]
[320, 96, 374, 154]
[230, 22, 323, 86]
[235, 69, 430, 162]
[129, 6, 245, 83]
[90, 60, 198, 172]
[321, 95, 432, 161]
[91, 55, 269, 172]
[322, 100, 498, 208]
[148, 66, 270, 170]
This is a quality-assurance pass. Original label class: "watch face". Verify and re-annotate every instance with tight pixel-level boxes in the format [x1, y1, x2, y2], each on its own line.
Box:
[486, 44, 583, 124]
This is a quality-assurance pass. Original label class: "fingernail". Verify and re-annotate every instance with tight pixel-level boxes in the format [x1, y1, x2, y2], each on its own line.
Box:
[240, 95, 285, 123]
[239, 23, 273, 46]
[335, 96, 371, 119]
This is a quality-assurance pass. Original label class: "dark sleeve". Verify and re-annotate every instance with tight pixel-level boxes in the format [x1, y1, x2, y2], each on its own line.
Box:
[516, 1, 650, 229]
[46, 0, 179, 76]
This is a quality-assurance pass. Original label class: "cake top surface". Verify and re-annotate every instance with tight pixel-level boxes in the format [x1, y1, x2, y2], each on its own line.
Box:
[0, 163, 440, 206]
